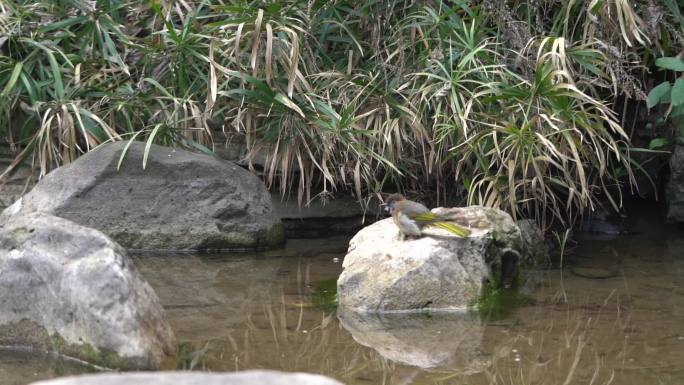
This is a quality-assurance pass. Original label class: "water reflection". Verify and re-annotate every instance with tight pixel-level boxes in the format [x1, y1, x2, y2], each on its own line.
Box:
[8, 205, 684, 385]
[337, 309, 487, 371]
[0, 348, 95, 385]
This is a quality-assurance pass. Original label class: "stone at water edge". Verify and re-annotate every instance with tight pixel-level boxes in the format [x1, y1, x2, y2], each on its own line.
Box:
[2, 141, 284, 251]
[0, 212, 176, 369]
[28, 371, 345, 385]
[337, 206, 540, 313]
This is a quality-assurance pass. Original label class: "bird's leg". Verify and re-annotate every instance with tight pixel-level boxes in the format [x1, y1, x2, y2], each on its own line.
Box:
[398, 232, 420, 241]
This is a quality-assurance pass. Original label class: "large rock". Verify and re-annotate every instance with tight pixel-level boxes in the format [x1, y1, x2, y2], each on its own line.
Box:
[0, 212, 176, 369]
[667, 144, 684, 222]
[3, 141, 284, 251]
[337, 206, 537, 312]
[30, 371, 344, 385]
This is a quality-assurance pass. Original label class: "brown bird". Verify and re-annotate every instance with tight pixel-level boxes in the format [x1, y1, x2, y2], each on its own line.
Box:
[384, 193, 471, 239]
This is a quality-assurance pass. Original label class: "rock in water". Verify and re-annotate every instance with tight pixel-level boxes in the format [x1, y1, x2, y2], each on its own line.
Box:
[0, 212, 176, 369]
[29, 371, 345, 385]
[337, 206, 539, 312]
[3, 141, 284, 251]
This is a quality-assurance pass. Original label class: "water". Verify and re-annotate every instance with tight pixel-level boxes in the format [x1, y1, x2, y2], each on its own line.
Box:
[0, 349, 95, 385]
[6, 207, 684, 385]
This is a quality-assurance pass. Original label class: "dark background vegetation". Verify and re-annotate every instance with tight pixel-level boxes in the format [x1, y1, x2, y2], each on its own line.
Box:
[1, 0, 684, 228]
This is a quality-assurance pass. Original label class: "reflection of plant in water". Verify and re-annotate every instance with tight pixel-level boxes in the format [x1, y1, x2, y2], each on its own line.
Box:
[478, 316, 617, 385]
[430, 286, 636, 385]
[472, 279, 533, 322]
[553, 229, 572, 304]
[311, 278, 338, 312]
[171, 260, 396, 382]
[177, 341, 212, 370]
[236, 301, 396, 382]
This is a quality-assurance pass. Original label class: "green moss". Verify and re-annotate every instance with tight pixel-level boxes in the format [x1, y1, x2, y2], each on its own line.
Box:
[264, 222, 285, 246]
[176, 342, 213, 370]
[470, 279, 533, 321]
[49, 333, 139, 369]
[311, 278, 338, 312]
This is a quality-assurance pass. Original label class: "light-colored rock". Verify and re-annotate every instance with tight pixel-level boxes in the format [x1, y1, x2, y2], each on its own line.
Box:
[0, 212, 176, 369]
[337, 308, 488, 371]
[29, 370, 344, 385]
[337, 206, 534, 312]
[3, 141, 284, 251]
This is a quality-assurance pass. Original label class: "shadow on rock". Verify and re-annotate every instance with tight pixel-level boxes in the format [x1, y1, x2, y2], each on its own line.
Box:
[337, 308, 489, 372]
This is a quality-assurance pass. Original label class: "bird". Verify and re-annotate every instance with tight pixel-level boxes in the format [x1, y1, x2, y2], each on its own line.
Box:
[383, 193, 471, 240]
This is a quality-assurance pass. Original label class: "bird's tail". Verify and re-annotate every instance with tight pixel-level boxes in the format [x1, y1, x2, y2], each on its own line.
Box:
[429, 221, 471, 237]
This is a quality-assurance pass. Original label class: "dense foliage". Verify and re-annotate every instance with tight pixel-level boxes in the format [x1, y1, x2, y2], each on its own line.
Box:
[1, 0, 683, 226]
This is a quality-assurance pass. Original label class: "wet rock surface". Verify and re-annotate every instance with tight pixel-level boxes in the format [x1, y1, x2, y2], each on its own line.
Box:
[0, 212, 176, 369]
[337, 206, 542, 312]
[29, 370, 345, 385]
[3, 141, 283, 251]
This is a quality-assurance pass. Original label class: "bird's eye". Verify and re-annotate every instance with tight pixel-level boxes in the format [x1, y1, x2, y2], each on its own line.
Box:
[384, 203, 394, 214]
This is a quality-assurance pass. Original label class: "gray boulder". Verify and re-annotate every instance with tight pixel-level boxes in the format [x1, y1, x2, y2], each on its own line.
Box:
[3, 141, 284, 251]
[30, 371, 344, 385]
[337, 206, 536, 312]
[0, 212, 176, 369]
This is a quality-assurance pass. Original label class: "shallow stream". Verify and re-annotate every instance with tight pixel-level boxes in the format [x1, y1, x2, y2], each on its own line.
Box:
[4, 206, 684, 385]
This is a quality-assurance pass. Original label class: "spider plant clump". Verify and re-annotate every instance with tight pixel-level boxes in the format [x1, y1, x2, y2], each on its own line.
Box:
[1, 1, 682, 227]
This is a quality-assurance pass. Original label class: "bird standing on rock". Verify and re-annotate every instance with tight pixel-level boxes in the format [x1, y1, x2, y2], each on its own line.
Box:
[383, 193, 471, 240]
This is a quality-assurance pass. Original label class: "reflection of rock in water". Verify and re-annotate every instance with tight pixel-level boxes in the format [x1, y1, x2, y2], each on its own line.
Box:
[135, 255, 279, 341]
[337, 308, 489, 371]
[0, 348, 92, 385]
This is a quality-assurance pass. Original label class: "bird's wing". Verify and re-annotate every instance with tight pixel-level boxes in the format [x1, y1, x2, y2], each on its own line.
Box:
[401, 201, 440, 224]
[401, 201, 431, 217]
[411, 211, 439, 224]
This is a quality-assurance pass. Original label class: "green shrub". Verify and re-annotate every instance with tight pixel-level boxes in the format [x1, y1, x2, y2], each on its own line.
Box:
[1, 1, 683, 226]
